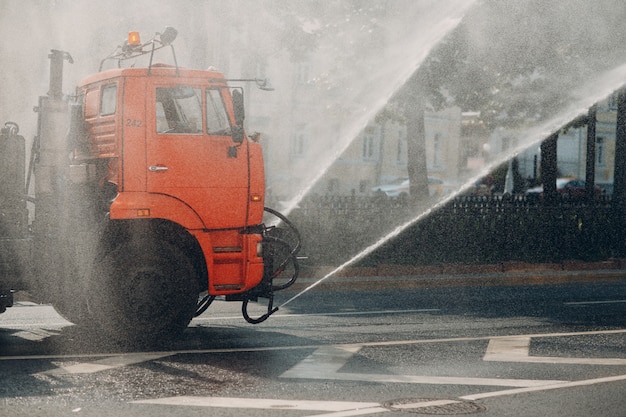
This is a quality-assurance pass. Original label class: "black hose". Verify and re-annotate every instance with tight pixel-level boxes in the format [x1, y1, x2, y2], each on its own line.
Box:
[237, 207, 301, 324]
[264, 207, 302, 255]
[194, 294, 215, 317]
[242, 297, 279, 324]
[264, 235, 300, 291]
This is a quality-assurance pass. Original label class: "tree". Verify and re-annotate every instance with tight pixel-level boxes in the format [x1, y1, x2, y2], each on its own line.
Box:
[391, 0, 626, 205]
[388, 22, 467, 204]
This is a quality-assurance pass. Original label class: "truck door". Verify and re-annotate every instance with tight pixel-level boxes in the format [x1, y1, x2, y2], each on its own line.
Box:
[146, 84, 249, 229]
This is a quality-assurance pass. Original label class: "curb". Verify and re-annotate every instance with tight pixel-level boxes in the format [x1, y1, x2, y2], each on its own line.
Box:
[299, 259, 626, 278]
[288, 260, 626, 292]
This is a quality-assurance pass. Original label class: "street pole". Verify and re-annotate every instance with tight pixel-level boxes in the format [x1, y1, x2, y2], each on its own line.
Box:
[540, 132, 558, 205]
[613, 89, 626, 257]
[585, 105, 597, 203]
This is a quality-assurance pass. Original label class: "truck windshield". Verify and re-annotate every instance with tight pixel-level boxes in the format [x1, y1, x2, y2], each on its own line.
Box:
[156, 86, 202, 134]
[206, 89, 231, 136]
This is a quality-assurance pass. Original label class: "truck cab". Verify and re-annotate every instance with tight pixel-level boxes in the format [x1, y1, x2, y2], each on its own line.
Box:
[72, 65, 266, 296]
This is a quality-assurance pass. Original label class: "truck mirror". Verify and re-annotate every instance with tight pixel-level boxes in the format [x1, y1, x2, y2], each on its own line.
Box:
[232, 89, 244, 126]
[231, 125, 244, 144]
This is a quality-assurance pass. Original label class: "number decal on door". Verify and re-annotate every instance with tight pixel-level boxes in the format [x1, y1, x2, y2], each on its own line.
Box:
[126, 119, 143, 128]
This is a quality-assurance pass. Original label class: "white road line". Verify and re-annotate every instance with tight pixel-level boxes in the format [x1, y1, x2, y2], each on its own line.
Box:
[132, 396, 381, 412]
[564, 300, 626, 306]
[38, 353, 172, 375]
[10, 328, 61, 341]
[393, 399, 459, 409]
[302, 407, 389, 417]
[277, 308, 441, 317]
[337, 328, 626, 350]
[484, 336, 626, 365]
[131, 396, 468, 417]
[484, 336, 531, 359]
[193, 308, 439, 321]
[460, 373, 626, 401]
[280, 345, 566, 387]
[281, 345, 361, 378]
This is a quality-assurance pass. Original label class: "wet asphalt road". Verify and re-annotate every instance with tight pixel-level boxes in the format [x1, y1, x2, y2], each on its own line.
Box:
[1, 277, 626, 417]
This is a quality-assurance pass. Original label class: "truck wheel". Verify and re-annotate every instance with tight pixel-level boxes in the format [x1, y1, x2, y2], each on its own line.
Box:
[52, 290, 90, 326]
[88, 239, 199, 345]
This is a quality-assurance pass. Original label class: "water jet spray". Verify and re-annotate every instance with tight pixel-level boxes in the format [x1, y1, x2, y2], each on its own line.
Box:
[280, 63, 626, 309]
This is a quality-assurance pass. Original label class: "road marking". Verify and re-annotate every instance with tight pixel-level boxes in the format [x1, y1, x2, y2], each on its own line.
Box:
[2, 329, 625, 360]
[134, 372, 626, 417]
[280, 345, 566, 387]
[38, 353, 172, 375]
[564, 300, 626, 306]
[193, 308, 440, 321]
[131, 396, 470, 417]
[281, 345, 361, 378]
[484, 336, 626, 365]
[306, 408, 389, 417]
[1, 324, 621, 415]
[391, 399, 460, 409]
[461, 373, 626, 401]
[10, 328, 61, 341]
[132, 396, 381, 412]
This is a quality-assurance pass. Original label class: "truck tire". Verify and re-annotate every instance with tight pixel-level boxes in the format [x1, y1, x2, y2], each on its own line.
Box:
[51, 288, 90, 327]
[48, 244, 93, 327]
[87, 239, 199, 345]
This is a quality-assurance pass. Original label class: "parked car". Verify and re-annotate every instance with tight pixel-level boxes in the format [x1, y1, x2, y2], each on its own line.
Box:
[372, 177, 455, 197]
[525, 177, 602, 199]
[372, 177, 410, 197]
[428, 176, 459, 196]
[596, 181, 613, 195]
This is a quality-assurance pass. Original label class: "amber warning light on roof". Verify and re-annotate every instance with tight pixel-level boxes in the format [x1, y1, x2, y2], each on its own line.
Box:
[128, 31, 141, 46]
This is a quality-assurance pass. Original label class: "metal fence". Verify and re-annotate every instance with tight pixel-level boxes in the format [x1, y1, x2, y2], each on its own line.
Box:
[287, 194, 619, 267]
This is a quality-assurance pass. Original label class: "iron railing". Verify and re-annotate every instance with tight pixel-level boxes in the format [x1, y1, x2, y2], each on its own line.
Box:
[286, 194, 618, 266]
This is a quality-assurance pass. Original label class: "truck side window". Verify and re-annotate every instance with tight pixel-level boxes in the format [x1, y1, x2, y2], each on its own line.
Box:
[84, 88, 99, 119]
[206, 89, 231, 136]
[100, 84, 117, 115]
[155, 86, 202, 134]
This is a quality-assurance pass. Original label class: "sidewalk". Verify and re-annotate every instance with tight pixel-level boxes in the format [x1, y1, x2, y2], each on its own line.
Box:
[291, 259, 626, 292]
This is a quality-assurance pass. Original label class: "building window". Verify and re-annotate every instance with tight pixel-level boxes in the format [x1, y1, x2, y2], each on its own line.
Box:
[397, 128, 406, 164]
[596, 137, 605, 166]
[608, 93, 619, 111]
[433, 133, 442, 167]
[292, 130, 308, 156]
[362, 126, 379, 161]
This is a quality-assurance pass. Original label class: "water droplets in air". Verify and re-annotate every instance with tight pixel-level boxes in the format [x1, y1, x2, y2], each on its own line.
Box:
[3, 1, 626, 308]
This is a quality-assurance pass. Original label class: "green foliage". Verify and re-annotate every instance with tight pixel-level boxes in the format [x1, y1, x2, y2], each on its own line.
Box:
[384, 0, 626, 130]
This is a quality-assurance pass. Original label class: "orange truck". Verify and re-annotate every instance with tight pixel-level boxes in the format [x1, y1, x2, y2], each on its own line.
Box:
[0, 28, 301, 343]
